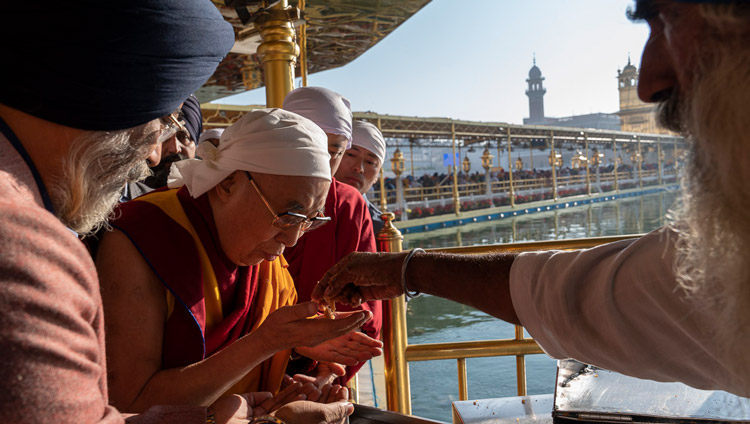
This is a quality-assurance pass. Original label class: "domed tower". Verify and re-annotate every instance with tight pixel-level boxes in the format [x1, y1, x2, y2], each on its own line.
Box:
[617, 55, 639, 111]
[526, 56, 546, 123]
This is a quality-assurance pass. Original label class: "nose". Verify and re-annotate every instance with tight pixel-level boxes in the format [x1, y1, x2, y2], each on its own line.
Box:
[637, 29, 678, 103]
[161, 135, 181, 158]
[276, 225, 303, 248]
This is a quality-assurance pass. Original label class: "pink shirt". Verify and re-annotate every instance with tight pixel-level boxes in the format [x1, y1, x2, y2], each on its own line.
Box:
[0, 129, 206, 423]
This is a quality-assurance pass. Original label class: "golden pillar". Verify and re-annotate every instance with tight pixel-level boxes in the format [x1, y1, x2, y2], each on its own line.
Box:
[256, 0, 300, 107]
[506, 127, 515, 207]
[583, 133, 591, 196]
[549, 131, 559, 200]
[657, 141, 664, 185]
[451, 122, 460, 216]
[613, 139, 620, 193]
[376, 213, 411, 414]
[637, 136, 643, 188]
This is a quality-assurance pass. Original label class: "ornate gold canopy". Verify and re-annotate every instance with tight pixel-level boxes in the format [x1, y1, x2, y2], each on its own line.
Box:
[197, 0, 431, 102]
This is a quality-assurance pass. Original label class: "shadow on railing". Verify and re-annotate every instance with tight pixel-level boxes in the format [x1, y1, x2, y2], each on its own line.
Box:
[375, 212, 642, 415]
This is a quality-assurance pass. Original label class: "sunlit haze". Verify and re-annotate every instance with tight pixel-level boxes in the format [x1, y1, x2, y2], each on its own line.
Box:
[215, 0, 649, 125]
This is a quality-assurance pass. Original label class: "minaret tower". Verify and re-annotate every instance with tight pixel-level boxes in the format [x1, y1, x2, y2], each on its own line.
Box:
[526, 55, 546, 122]
[617, 54, 639, 111]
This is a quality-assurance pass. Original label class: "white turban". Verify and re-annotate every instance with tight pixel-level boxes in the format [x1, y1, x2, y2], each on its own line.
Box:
[283, 86, 353, 148]
[198, 128, 224, 144]
[351, 120, 386, 165]
[168, 108, 331, 198]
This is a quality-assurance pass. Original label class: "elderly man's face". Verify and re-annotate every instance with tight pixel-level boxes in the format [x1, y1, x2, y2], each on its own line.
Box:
[635, 1, 703, 104]
[327, 133, 349, 176]
[335, 145, 382, 194]
[212, 171, 329, 266]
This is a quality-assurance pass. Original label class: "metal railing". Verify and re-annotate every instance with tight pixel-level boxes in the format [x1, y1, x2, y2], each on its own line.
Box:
[371, 168, 674, 209]
[376, 217, 642, 414]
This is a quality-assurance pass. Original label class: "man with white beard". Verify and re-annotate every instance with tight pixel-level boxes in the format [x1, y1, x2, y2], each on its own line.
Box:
[313, 0, 750, 398]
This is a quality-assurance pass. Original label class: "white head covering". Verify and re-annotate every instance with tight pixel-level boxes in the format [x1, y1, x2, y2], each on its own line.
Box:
[351, 120, 386, 165]
[283, 86, 353, 148]
[168, 108, 331, 198]
[197, 128, 224, 144]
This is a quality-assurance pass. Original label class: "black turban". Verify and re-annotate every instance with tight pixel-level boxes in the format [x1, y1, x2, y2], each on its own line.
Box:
[0, 1, 234, 131]
[181, 95, 203, 144]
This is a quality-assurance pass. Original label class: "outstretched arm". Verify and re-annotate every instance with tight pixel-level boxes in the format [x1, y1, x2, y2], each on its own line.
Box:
[313, 250, 521, 325]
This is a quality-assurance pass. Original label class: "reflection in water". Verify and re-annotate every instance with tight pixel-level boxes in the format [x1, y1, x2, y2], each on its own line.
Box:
[402, 191, 679, 422]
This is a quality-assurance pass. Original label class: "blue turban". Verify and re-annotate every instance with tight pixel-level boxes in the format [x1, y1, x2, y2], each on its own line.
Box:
[0, 1, 234, 131]
[181, 95, 203, 144]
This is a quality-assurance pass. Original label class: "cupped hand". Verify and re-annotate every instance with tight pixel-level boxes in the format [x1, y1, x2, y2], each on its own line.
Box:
[291, 361, 346, 389]
[273, 400, 354, 424]
[256, 302, 371, 353]
[295, 330, 383, 366]
[210, 392, 276, 424]
[312, 252, 408, 307]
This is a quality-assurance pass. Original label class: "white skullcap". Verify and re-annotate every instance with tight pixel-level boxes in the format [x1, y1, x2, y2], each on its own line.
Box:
[283, 86, 353, 148]
[198, 128, 224, 144]
[351, 120, 386, 165]
[168, 108, 331, 198]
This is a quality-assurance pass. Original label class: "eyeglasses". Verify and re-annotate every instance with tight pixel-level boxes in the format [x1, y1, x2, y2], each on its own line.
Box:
[245, 172, 331, 232]
[158, 110, 194, 145]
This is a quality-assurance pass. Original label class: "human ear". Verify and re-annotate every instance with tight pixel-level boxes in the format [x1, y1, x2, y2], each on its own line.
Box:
[214, 171, 242, 202]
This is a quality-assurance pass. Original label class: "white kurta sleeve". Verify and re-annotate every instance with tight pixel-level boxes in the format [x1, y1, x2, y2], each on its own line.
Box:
[509, 228, 748, 396]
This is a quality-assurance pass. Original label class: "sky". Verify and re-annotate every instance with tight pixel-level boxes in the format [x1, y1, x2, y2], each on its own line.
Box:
[215, 0, 650, 126]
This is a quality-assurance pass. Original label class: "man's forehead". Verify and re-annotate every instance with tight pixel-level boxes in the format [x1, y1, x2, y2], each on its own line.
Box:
[350, 145, 379, 158]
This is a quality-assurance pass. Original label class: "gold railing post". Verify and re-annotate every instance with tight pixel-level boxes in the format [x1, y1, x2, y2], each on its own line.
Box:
[550, 131, 558, 200]
[657, 141, 663, 185]
[256, 0, 299, 107]
[613, 138, 619, 193]
[451, 122, 460, 216]
[377, 213, 411, 414]
[584, 133, 591, 196]
[529, 139, 534, 169]
[514, 326, 528, 396]
[457, 358, 468, 401]
[506, 127, 515, 207]
[637, 136, 643, 188]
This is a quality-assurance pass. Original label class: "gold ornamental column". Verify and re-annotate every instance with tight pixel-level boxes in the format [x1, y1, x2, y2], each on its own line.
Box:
[451, 122, 460, 216]
[613, 139, 620, 193]
[506, 127, 515, 207]
[256, 0, 299, 107]
[376, 213, 412, 414]
[637, 136, 643, 188]
[550, 131, 558, 200]
[584, 133, 591, 196]
[657, 141, 664, 185]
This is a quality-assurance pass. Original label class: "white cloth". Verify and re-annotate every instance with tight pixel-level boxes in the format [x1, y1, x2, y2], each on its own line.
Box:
[168, 108, 331, 198]
[197, 128, 223, 144]
[283, 87, 353, 148]
[510, 228, 750, 397]
[352, 120, 385, 164]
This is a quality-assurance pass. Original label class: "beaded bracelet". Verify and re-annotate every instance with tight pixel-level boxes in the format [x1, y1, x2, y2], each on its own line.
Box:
[401, 248, 425, 300]
[206, 409, 217, 424]
[250, 415, 286, 424]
